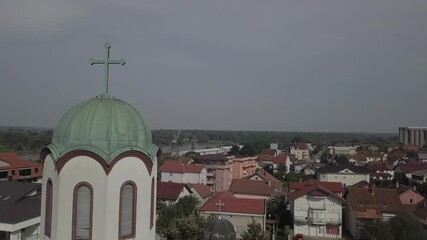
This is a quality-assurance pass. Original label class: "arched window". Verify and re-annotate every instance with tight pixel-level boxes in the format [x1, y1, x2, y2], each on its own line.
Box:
[72, 182, 93, 240]
[45, 179, 53, 237]
[150, 177, 155, 229]
[119, 181, 136, 238]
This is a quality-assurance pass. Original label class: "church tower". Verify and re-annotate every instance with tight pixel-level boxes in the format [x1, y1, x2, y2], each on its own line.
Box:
[40, 43, 159, 240]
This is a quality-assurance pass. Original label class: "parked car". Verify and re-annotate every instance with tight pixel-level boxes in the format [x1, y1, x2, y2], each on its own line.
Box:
[294, 233, 304, 240]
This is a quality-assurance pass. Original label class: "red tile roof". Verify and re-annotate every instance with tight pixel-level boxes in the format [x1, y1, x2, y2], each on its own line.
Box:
[273, 155, 288, 164]
[288, 181, 345, 203]
[246, 169, 283, 192]
[395, 163, 427, 174]
[0, 153, 42, 177]
[289, 179, 344, 194]
[261, 149, 277, 156]
[159, 160, 204, 174]
[229, 179, 274, 197]
[199, 191, 265, 215]
[188, 183, 212, 199]
[156, 182, 190, 201]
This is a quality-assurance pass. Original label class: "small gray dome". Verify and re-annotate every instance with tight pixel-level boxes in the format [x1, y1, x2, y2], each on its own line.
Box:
[203, 218, 236, 240]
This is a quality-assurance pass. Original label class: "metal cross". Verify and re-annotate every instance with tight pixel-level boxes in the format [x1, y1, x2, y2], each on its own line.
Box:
[216, 200, 224, 216]
[89, 43, 126, 95]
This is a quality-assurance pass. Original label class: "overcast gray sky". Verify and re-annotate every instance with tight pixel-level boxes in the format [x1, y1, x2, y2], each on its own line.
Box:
[1, 0, 426, 133]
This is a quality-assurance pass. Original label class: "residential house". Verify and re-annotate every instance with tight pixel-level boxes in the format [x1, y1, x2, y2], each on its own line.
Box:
[229, 178, 274, 200]
[394, 184, 425, 205]
[302, 163, 316, 176]
[232, 156, 258, 179]
[246, 168, 284, 192]
[159, 160, 206, 184]
[0, 181, 41, 240]
[317, 165, 369, 187]
[258, 154, 290, 175]
[345, 187, 404, 239]
[198, 191, 266, 239]
[394, 162, 427, 178]
[367, 161, 394, 181]
[289, 181, 345, 239]
[290, 144, 309, 161]
[0, 153, 42, 182]
[261, 149, 278, 156]
[156, 181, 192, 205]
[194, 154, 234, 192]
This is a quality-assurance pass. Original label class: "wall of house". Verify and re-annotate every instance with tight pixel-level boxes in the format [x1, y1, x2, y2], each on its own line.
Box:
[399, 189, 425, 205]
[292, 194, 342, 238]
[161, 172, 184, 183]
[160, 170, 206, 184]
[233, 193, 269, 200]
[318, 172, 369, 187]
[344, 195, 358, 239]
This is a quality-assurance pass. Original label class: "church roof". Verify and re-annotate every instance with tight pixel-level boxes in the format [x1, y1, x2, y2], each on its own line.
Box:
[47, 95, 158, 163]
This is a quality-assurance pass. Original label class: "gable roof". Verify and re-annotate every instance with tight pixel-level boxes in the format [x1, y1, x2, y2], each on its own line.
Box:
[0, 181, 41, 224]
[316, 164, 368, 174]
[199, 191, 265, 215]
[156, 182, 191, 201]
[188, 183, 212, 199]
[346, 187, 404, 218]
[289, 179, 344, 194]
[261, 149, 277, 156]
[288, 181, 345, 203]
[395, 162, 427, 174]
[273, 155, 288, 164]
[159, 160, 204, 174]
[229, 179, 274, 197]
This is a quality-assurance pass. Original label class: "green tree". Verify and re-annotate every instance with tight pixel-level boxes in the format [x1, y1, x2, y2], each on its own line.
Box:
[274, 164, 287, 180]
[335, 155, 349, 165]
[239, 144, 257, 156]
[241, 219, 268, 240]
[359, 219, 391, 240]
[393, 172, 409, 186]
[169, 215, 207, 240]
[388, 213, 426, 240]
[229, 144, 240, 155]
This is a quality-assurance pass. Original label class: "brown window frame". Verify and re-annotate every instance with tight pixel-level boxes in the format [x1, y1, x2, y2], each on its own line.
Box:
[72, 182, 93, 240]
[44, 179, 53, 237]
[119, 181, 137, 239]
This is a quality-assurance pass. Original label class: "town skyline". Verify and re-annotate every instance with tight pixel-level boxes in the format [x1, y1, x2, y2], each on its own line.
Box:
[1, 0, 427, 133]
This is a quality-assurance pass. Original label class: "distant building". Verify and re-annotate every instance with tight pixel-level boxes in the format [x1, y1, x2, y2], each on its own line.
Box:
[159, 160, 206, 184]
[328, 146, 357, 156]
[317, 165, 369, 187]
[399, 127, 427, 148]
[246, 168, 284, 192]
[0, 181, 41, 240]
[394, 184, 425, 205]
[289, 179, 344, 196]
[194, 154, 234, 192]
[232, 156, 258, 179]
[290, 144, 309, 161]
[0, 153, 42, 182]
[394, 162, 427, 178]
[187, 183, 212, 206]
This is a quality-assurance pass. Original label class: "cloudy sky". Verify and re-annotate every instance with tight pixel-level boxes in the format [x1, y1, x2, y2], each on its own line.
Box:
[1, 0, 426, 133]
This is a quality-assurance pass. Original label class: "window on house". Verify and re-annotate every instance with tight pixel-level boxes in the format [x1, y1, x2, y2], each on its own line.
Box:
[19, 169, 32, 176]
[11, 170, 15, 175]
[35, 168, 39, 173]
[410, 198, 414, 204]
[45, 179, 53, 237]
[120, 182, 136, 238]
[326, 226, 339, 235]
[73, 183, 93, 240]
[0, 171, 7, 179]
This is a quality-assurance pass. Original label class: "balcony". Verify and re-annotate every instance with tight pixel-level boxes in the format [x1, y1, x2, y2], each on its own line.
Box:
[308, 217, 342, 225]
[309, 204, 326, 210]
[294, 216, 308, 223]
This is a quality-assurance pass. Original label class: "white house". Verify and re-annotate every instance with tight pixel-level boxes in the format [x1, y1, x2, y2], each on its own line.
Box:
[289, 181, 345, 239]
[159, 160, 206, 184]
[317, 165, 369, 187]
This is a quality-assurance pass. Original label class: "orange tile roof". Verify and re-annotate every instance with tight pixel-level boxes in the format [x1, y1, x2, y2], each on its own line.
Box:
[289, 179, 344, 194]
[288, 181, 345, 203]
[0, 153, 42, 177]
[229, 179, 274, 197]
[188, 183, 212, 199]
[199, 191, 265, 215]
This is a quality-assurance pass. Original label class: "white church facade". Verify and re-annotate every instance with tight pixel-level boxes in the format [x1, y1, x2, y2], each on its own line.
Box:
[39, 43, 159, 240]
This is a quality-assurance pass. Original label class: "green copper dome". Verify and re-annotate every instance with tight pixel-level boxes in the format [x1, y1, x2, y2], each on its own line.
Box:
[47, 94, 158, 163]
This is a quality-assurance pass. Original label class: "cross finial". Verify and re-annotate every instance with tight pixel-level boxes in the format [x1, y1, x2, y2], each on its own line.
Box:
[215, 200, 224, 218]
[89, 43, 126, 96]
